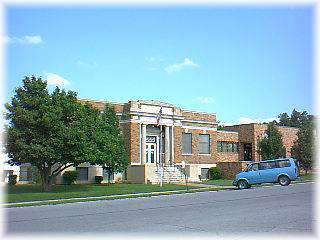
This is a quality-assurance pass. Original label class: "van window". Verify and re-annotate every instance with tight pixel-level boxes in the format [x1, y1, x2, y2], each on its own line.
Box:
[259, 161, 277, 170]
[252, 164, 259, 171]
[247, 163, 259, 171]
[278, 160, 291, 168]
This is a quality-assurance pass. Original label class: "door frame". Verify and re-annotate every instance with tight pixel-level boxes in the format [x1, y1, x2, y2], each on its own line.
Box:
[145, 135, 159, 164]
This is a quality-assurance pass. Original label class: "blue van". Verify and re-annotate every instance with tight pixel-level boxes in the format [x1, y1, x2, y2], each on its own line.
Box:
[233, 158, 299, 189]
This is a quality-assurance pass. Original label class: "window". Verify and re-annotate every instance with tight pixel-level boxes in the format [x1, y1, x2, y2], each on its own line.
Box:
[259, 161, 277, 170]
[232, 143, 239, 152]
[182, 133, 192, 154]
[247, 164, 258, 171]
[217, 141, 239, 153]
[76, 167, 88, 181]
[19, 167, 33, 182]
[217, 142, 223, 152]
[278, 160, 291, 168]
[226, 142, 233, 153]
[252, 164, 259, 171]
[198, 134, 210, 154]
[200, 168, 209, 179]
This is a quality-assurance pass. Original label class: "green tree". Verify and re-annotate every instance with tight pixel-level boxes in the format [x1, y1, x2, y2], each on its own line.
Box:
[291, 121, 314, 174]
[258, 122, 286, 160]
[278, 112, 291, 126]
[92, 103, 129, 179]
[290, 109, 301, 127]
[5, 76, 129, 191]
[278, 109, 313, 128]
[217, 125, 224, 130]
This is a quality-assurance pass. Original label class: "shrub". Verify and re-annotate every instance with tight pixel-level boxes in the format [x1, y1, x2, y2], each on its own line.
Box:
[208, 167, 222, 180]
[62, 171, 78, 185]
[95, 176, 103, 184]
[8, 175, 17, 185]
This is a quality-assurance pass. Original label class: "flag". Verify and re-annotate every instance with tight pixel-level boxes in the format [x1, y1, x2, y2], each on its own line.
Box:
[156, 106, 162, 126]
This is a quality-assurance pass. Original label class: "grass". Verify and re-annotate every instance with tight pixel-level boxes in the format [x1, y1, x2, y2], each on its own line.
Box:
[4, 186, 228, 208]
[5, 183, 199, 203]
[202, 179, 234, 186]
[4, 173, 314, 207]
[297, 172, 315, 182]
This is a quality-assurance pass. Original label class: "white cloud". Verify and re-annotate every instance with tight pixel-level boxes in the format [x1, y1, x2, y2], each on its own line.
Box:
[5, 35, 43, 45]
[196, 96, 214, 104]
[145, 56, 165, 71]
[164, 58, 199, 74]
[238, 117, 279, 124]
[45, 72, 71, 87]
[76, 60, 98, 68]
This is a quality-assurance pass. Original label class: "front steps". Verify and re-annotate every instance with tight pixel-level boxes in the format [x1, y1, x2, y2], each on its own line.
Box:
[149, 165, 185, 184]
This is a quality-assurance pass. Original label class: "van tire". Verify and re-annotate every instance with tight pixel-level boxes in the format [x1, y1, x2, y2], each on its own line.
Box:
[278, 175, 291, 186]
[237, 180, 249, 189]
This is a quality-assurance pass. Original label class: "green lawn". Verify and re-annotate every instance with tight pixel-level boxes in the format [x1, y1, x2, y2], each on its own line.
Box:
[202, 179, 234, 186]
[298, 173, 315, 182]
[5, 183, 196, 203]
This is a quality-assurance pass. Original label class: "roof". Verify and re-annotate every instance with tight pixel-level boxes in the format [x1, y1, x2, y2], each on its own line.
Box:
[136, 100, 175, 107]
[254, 158, 293, 163]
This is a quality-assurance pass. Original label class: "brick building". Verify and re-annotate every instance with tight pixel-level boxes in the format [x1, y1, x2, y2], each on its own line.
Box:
[58, 99, 297, 184]
[1, 98, 300, 185]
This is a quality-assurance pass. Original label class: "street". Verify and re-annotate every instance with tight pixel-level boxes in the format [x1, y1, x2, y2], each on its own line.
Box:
[5, 182, 315, 235]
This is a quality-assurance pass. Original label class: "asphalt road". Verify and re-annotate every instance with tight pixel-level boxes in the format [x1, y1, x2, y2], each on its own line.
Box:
[4, 182, 315, 236]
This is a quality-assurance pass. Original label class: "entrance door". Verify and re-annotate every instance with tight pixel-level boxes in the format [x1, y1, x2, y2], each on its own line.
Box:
[146, 143, 157, 163]
[243, 143, 252, 161]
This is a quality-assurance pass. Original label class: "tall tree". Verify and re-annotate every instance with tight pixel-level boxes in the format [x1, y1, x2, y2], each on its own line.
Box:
[291, 121, 314, 174]
[5, 76, 129, 191]
[278, 112, 291, 126]
[290, 109, 301, 128]
[258, 122, 286, 160]
[278, 109, 313, 128]
[93, 103, 129, 179]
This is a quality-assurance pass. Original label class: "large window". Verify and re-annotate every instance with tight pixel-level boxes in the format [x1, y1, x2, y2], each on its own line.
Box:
[76, 167, 88, 181]
[198, 134, 210, 154]
[217, 141, 239, 153]
[182, 133, 192, 154]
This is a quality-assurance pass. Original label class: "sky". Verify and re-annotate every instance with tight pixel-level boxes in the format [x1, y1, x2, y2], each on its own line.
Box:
[5, 5, 314, 125]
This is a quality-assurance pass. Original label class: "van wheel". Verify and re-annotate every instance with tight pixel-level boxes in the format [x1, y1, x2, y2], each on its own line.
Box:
[237, 180, 248, 189]
[278, 175, 291, 186]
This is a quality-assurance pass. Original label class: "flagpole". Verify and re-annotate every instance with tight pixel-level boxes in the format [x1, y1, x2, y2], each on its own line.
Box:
[160, 125, 163, 187]
[157, 106, 163, 187]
